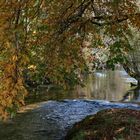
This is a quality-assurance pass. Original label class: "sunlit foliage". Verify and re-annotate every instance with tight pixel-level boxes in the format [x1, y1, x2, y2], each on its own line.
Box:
[0, 0, 42, 119]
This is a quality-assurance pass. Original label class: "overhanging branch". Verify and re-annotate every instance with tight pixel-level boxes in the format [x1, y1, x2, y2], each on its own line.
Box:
[90, 13, 140, 26]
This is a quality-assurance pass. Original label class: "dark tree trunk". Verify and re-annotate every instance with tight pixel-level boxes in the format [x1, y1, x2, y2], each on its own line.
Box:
[137, 80, 140, 88]
[123, 65, 140, 88]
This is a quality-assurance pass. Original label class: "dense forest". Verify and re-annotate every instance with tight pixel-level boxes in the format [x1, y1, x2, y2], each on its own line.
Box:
[0, 0, 140, 119]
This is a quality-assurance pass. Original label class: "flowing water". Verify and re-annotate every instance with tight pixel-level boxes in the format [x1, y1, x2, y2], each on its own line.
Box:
[0, 70, 140, 140]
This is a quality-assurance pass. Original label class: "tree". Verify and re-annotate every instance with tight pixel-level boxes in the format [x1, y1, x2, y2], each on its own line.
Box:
[0, 0, 44, 119]
[44, 0, 140, 71]
[123, 28, 140, 87]
[0, 0, 139, 119]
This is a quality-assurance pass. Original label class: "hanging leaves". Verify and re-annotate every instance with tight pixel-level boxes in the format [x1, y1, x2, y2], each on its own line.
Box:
[0, 0, 140, 119]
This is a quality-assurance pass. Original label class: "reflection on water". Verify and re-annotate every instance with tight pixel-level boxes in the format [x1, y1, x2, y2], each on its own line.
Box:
[26, 70, 140, 103]
[75, 70, 129, 101]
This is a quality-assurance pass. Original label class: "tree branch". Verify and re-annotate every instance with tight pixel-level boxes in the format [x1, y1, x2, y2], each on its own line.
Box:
[90, 13, 140, 26]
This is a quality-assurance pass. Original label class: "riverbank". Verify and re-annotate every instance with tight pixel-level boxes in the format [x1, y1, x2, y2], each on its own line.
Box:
[65, 108, 140, 140]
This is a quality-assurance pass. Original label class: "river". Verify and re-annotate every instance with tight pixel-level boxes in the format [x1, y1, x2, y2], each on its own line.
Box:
[0, 70, 140, 140]
[26, 69, 139, 103]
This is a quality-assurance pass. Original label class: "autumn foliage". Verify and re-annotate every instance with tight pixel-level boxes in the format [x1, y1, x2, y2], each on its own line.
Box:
[0, 0, 140, 119]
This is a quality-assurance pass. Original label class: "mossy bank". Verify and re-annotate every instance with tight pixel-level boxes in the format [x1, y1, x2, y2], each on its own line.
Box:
[65, 109, 140, 140]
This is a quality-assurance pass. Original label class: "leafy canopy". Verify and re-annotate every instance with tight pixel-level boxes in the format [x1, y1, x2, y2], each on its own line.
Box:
[0, 0, 139, 119]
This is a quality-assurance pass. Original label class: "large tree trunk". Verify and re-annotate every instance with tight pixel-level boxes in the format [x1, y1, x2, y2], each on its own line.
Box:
[137, 79, 140, 88]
